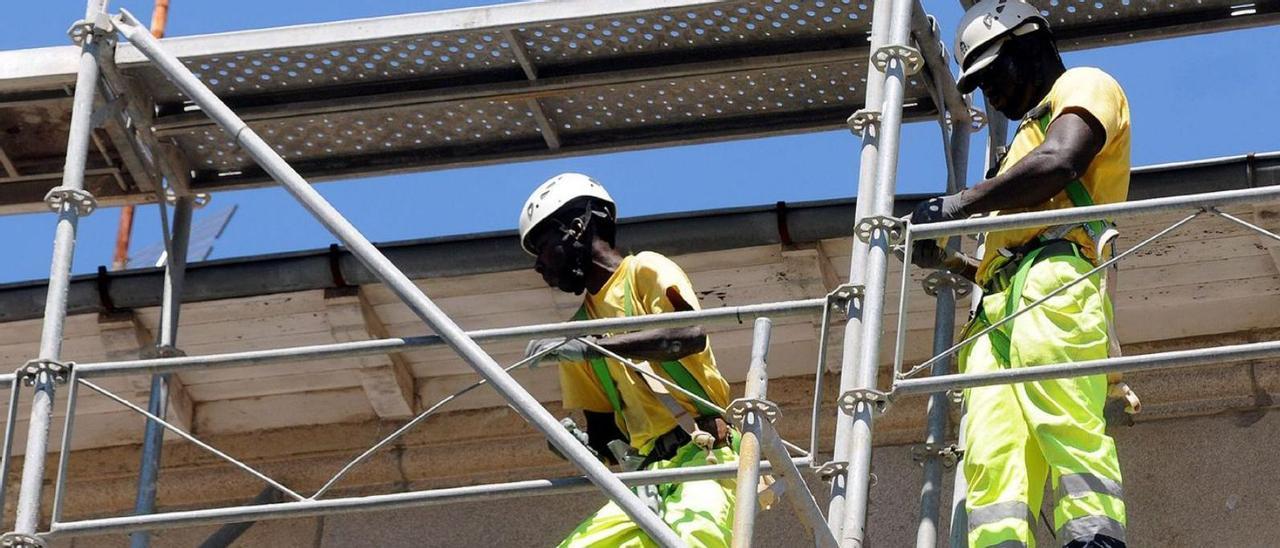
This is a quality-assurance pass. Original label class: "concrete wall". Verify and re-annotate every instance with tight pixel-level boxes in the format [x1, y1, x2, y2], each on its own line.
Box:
[55, 409, 1280, 547]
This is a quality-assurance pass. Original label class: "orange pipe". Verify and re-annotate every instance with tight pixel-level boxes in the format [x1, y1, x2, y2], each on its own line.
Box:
[111, 0, 171, 270]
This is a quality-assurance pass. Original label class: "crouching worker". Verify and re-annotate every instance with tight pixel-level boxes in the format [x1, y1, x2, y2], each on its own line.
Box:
[518, 173, 739, 547]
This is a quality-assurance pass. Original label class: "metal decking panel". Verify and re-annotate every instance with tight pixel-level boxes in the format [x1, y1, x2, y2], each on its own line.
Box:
[0, 0, 1274, 212]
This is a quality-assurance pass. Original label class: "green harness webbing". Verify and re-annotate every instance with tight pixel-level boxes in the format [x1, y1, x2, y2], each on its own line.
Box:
[570, 264, 721, 422]
[974, 110, 1106, 367]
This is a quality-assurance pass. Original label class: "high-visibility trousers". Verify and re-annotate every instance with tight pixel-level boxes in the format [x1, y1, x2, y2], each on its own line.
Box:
[959, 254, 1126, 547]
[559, 442, 737, 548]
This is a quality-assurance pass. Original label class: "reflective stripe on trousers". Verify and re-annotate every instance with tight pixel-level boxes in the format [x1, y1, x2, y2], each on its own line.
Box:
[960, 254, 1126, 547]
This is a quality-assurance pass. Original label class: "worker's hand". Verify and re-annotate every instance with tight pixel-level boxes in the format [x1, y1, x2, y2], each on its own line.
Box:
[911, 240, 949, 270]
[910, 192, 969, 225]
[523, 336, 600, 363]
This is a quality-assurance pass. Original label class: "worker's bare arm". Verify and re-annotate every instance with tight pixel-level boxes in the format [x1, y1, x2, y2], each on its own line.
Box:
[961, 109, 1106, 214]
[596, 287, 708, 362]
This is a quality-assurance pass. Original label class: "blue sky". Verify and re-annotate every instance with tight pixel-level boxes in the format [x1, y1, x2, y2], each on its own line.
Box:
[1, 1, 1276, 283]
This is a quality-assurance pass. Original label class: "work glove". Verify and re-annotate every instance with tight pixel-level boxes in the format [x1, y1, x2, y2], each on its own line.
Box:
[523, 336, 600, 363]
[910, 192, 969, 225]
[910, 240, 949, 270]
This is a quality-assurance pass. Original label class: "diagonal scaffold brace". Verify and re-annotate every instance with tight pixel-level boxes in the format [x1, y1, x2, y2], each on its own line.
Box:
[109, 9, 686, 548]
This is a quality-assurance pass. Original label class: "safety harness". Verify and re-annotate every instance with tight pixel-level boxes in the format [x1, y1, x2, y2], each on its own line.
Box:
[569, 259, 722, 428]
[972, 106, 1120, 368]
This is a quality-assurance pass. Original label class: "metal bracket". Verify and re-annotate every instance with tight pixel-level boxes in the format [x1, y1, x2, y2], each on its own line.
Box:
[725, 397, 780, 427]
[139, 345, 187, 359]
[815, 460, 847, 479]
[966, 107, 988, 131]
[164, 187, 212, 209]
[67, 13, 115, 46]
[855, 215, 905, 246]
[0, 532, 46, 548]
[871, 44, 924, 75]
[910, 443, 964, 469]
[827, 283, 864, 316]
[44, 187, 98, 217]
[17, 359, 74, 387]
[948, 389, 964, 405]
[922, 271, 973, 298]
[838, 388, 892, 415]
[846, 109, 881, 135]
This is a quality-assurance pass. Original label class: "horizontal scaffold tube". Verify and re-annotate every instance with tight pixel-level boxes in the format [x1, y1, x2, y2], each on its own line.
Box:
[912, 168, 1280, 240]
[46, 457, 810, 538]
[893, 340, 1280, 396]
[0, 298, 827, 388]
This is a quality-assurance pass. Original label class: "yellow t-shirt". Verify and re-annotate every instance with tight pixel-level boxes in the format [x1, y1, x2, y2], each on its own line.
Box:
[558, 252, 731, 453]
[976, 67, 1131, 286]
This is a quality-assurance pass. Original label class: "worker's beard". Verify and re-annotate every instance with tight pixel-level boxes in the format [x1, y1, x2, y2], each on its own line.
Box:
[555, 238, 592, 295]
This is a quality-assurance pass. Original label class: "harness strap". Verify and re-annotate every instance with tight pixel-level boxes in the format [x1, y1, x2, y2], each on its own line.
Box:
[1032, 110, 1110, 245]
[978, 241, 1082, 367]
[572, 305, 625, 419]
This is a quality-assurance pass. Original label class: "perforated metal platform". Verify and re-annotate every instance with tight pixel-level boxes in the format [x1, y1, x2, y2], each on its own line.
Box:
[0, 0, 1275, 213]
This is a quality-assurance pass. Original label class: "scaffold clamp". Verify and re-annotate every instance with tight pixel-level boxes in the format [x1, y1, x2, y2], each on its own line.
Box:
[846, 109, 881, 135]
[18, 359, 74, 386]
[910, 443, 964, 469]
[855, 216, 905, 246]
[871, 44, 924, 76]
[0, 532, 46, 548]
[838, 388, 892, 414]
[922, 271, 973, 298]
[44, 187, 98, 217]
[827, 283, 864, 316]
[726, 397, 780, 427]
[966, 107, 988, 131]
[140, 345, 187, 359]
[164, 187, 213, 209]
[815, 460, 847, 479]
[67, 13, 115, 46]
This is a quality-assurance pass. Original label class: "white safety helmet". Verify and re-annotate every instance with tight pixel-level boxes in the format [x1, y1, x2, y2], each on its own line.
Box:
[518, 173, 616, 255]
[955, 0, 1050, 93]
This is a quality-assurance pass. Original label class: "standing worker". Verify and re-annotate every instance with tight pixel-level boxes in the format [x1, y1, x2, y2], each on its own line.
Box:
[910, 1, 1129, 546]
[518, 173, 739, 547]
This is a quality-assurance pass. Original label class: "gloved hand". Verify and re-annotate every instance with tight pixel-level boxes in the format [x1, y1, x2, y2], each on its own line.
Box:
[524, 336, 600, 363]
[911, 239, 949, 270]
[910, 192, 969, 225]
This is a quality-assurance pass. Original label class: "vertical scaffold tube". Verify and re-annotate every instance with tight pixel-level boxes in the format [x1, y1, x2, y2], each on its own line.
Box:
[825, 0, 893, 536]
[131, 196, 194, 548]
[112, 11, 684, 547]
[12, 0, 109, 536]
[915, 113, 971, 548]
[731, 318, 772, 548]
[838, 0, 917, 545]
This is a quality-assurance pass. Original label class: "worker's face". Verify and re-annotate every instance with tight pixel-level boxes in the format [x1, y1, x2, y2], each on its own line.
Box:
[973, 40, 1039, 119]
[531, 219, 590, 295]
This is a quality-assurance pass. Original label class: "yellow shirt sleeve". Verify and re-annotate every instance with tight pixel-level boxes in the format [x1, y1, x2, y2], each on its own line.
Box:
[630, 251, 702, 314]
[557, 359, 614, 414]
[1050, 67, 1128, 148]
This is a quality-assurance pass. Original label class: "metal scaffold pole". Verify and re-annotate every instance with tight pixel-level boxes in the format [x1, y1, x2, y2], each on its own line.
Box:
[110, 10, 685, 547]
[131, 195, 194, 548]
[836, 0, 917, 544]
[824, 0, 892, 536]
[914, 119, 970, 548]
[731, 318, 772, 548]
[6, 0, 108, 542]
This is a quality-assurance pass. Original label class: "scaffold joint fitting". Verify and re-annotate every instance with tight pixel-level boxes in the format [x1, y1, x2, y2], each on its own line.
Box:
[827, 283, 864, 316]
[164, 187, 212, 209]
[726, 397, 780, 427]
[815, 461, 847, 480]
[18, 359, 74, 387]
[838, 388, 892, 415]
[846, 109, 881, 135]
[140, 345, 187, 359]
[872, 44, 924, 75]
[67, 13, 115, 46]
[910, 443, 964, 469]
[0, 532, 45, 548]
[967, 107, 988, 131]
[44, 187, 98, 217]
[855, 216, 905, 246]
[922, 271, 973, 298]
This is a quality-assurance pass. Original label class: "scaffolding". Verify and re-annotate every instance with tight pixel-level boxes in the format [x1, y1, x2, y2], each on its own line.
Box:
[0, 0, 1277, 547]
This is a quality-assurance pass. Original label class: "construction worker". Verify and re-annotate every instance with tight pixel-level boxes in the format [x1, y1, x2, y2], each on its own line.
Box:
[910, 1, 1129, 546]
[518, 173, 738, 547]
